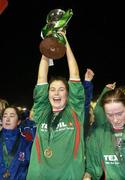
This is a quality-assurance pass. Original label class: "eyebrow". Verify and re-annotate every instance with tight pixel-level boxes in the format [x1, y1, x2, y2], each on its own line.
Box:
[50, 87, 66, 89]
[106, 111, 124, 115]
[3, 113, 16, 115]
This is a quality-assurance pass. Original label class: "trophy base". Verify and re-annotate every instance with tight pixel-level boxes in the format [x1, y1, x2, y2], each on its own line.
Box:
[39, 37, 66, 60]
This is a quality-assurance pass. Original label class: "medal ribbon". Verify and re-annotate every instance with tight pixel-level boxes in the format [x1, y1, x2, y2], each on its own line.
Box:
[0, 133, 20, 168]
[48, 110, 63, 143]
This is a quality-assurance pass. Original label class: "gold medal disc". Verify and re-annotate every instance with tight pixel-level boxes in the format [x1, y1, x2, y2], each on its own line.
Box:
[44, 147, 53, 158]
[3, 170, 10, 179]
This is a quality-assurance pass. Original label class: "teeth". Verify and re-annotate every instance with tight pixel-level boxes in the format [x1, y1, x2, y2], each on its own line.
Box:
[54, 97, 60, 100]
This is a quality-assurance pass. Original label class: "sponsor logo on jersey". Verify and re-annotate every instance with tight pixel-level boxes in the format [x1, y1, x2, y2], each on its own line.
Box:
[40, 121, 74, 132]
[104, 154, 121, 165]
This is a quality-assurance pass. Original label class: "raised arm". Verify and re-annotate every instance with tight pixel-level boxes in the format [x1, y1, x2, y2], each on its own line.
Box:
[30, 55, 50, 121]
[83, 69, 94, 138]
[83, 68, 94, 108]
[66, 40, 79, 79]
[60, 32, 80, 80]
[37, 55, 49, 84]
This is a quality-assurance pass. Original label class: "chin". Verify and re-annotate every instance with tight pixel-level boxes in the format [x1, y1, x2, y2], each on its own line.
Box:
[53, 106, 63, 111]
[113, 125, 123, 130]
[4, 126, 12, 130]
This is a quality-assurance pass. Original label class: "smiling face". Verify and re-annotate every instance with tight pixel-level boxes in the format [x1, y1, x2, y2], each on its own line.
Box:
[49, 80, 68, 111]
[104, 102, 125, 130]
[2, 107, 21, 130]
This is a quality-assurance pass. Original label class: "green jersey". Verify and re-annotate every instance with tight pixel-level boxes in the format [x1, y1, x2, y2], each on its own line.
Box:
[27, 81, 85, 180]
[86, 123, 125, 180]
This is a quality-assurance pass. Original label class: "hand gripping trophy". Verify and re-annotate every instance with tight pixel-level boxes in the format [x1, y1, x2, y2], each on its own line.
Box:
[39, 9, 73, 60]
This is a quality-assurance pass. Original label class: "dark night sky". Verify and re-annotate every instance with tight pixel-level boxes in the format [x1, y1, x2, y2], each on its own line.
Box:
[1, 1, 125, 109]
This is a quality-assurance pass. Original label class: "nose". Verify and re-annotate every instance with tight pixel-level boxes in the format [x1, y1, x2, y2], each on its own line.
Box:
[112, 115, 119, 123]
[6, 116, 10, 122]
[55, 90, 59, 95]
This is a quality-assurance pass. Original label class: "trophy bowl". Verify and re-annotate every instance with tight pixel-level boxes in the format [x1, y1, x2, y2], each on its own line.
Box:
[39, 36, 66, 60]
[39, 9, 73, 60]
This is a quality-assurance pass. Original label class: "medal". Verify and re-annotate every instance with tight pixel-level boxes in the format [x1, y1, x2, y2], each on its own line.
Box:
[3, 170, 10, 179]
[44, 147, 53, 158]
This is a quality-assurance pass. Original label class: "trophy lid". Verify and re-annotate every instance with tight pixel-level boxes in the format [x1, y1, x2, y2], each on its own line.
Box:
[46, 9, 65, 23]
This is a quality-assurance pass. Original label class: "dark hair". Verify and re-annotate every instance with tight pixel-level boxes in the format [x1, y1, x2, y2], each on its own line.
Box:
[101, 87, 125, 108]
[48, 76, 69, 92]
[2, 105, 22, 121]
[0, 99, 9, 120]
[0, 99, 9, 110]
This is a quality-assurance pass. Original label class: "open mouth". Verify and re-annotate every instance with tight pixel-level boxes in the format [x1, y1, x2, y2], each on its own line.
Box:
[5, 123, 11, 126]
[113, 124, 123, 129]
[53, 97, 61, 103]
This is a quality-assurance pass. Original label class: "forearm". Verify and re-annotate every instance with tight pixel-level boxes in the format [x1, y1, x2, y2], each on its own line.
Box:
[37, 55, 49, 84]
[65, 38, 80, 80]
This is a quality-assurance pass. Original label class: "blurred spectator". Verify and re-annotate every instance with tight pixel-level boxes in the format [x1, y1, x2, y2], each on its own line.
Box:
[0, 105, 35, 180]
[0, 99, 9, 130]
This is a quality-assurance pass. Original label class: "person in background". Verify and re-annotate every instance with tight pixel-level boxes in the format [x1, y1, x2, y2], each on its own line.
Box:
[0, 106, 35, 180]
[85, 82, 116, 133]
[27, 32, 85, 180]
[0, 99, 9, 131]
[83, 87, 125, 180]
